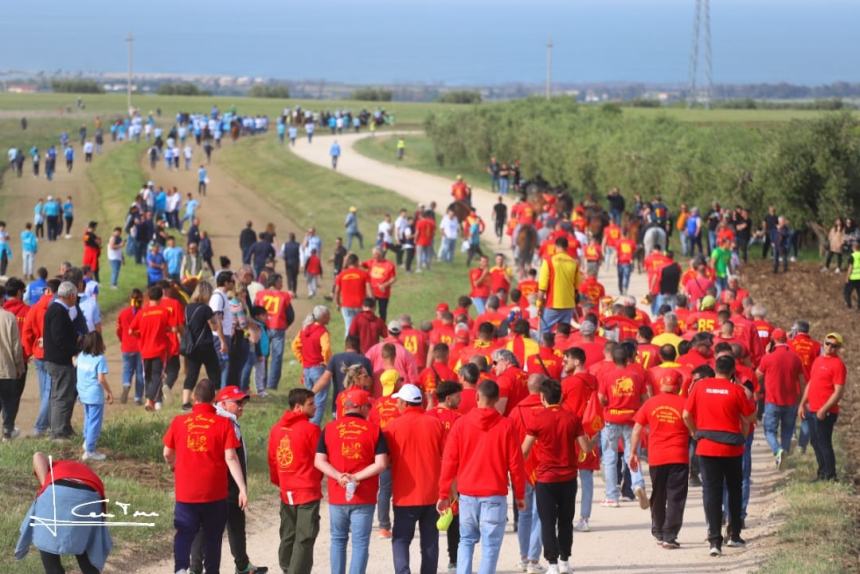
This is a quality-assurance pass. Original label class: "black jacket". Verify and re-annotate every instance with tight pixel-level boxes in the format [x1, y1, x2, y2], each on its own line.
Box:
[43, 302, 80, 365]
[239, 228, 257, 250]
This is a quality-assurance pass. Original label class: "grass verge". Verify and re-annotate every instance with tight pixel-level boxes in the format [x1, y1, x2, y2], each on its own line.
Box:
[758, 436, 859, 573]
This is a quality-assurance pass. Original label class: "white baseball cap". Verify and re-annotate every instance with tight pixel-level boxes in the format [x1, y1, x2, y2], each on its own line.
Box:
[391, 383, 422, 404]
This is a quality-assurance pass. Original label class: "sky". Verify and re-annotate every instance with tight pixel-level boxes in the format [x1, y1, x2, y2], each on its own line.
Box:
[0, 0, 856, 85]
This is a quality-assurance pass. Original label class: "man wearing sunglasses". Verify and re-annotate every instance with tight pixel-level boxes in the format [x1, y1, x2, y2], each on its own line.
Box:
[798, 332, 847, 481]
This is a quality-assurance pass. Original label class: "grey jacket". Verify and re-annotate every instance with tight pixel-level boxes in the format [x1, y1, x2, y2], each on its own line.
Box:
[0, 307, 23, 379]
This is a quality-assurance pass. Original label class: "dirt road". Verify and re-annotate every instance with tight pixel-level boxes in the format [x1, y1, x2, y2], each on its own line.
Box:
[138, 132, 780, 573]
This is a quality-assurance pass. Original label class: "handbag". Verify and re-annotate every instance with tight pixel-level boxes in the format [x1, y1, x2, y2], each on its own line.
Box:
[180, 305, 207, 356]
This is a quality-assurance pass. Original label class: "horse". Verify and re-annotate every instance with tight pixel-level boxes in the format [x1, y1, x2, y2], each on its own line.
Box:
[514, 224, 538, 278]
[585, 205, 609, 242]
[446, 200, 472, 224]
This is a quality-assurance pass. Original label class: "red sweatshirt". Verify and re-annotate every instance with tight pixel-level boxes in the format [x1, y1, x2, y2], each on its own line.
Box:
[439, 407, 525, 501]
[267, 410, 323, 505]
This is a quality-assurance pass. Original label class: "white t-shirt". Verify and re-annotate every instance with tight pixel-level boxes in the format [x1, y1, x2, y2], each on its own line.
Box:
[377, 221, 393, 244]
[441, 215, 460, 240]
[209, 289, 234, 336]
[166, 192, 181, 212]
[107, 235, 123, 261]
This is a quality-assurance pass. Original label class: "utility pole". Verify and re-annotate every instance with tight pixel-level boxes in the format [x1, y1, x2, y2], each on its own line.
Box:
[126, 33, 134, 113]
[687, 0, 712, 109]
[546, 35, 553, 100]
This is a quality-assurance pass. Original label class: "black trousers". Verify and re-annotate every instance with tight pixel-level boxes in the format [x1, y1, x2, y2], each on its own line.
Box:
[190, 498, 249, 572]
[40, 550, 99, 574]
[376, 297, 390, 323]
[446, 515, 460, 566]
[392, 505, 438, 574]
[844, 280, 860, 309]
[700, 455, 743, 546]
[183, 346, 221, 391]
[0, 377, 25, 434]
[45, 361, 76, 438]
[143, 357, 164, 401]
[648, 463, 689, 542]
[535, 479, 577, 564]
[286, 263, 299, 294]
[808, 412, 838, 480]
[163, 355, 181, 390]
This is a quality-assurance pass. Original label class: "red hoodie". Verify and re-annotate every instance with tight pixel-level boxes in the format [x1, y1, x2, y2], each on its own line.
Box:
[439, 407, 525, 501]
[22, 293, 51, 360]
[268, 410, 323, 505]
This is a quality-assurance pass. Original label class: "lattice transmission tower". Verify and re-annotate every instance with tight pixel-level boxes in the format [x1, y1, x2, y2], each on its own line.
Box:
[687, 0, 712, 109]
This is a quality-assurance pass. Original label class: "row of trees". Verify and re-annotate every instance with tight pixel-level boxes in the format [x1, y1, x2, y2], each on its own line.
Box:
[249, 84, 290, 99]
[51, 79, 103, 93]
[156, 82, 211, 96]
[351, 87, 393, 101]
[424, 98, 860, 235]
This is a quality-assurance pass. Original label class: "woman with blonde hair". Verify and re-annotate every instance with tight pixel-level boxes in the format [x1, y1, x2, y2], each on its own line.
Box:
[179, 280, 221, 408]
[824, 217, 845, 272]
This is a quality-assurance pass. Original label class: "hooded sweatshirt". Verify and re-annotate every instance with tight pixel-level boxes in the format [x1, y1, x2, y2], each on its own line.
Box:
[268, 410, 323, 505]
[439, 406, 525, 500]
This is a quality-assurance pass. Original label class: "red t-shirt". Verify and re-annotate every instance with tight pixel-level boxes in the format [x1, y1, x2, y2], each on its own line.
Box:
[496, 366, 529, 415]
[489, 267, 511, 295]
[526, 347, 563, 380]
[561, 372, 598, 418]
[318, 414, 386, 505]
[457, 387, 478, 415]
[415, 218, 436, 247]
[647, 362, 690, 396]
[383, 407, 445, 506]
[305, 254, 322, 276]
[399, 328, 429, 366]
[633, 394, 689, 466]
[616, 238, 636, 264]
[517, 279, 539, 306]
[684, 377, 754, 457]
[369, 396, 401, 429]
[162, 296, 184, 357]
[163, 403, 241, 503]
[419, 361, 458, 396]
[254, 289, 293, 330]
[526, 405, 583, 483]
[602, 315, 639, 341]
[584, 243, 602, 262]
[577, 276, 605, 308]
[789, 334, 821, 379]
[469, 268, 490, 299]
[597, 365, 647, 425]
[806, 355, 847, 414]
[336, 267, 370, 309]
[129, 304, 171, 359]
[636, 343, 661, 370]
[428, 406, 462, 441]
[758, 345, 804, 406]
[116, 306, 140, 353]
[364, 259, 396, 299]
[429, 324, 456, 348]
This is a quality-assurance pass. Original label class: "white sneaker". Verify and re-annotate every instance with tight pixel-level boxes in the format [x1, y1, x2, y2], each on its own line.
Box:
[558, 561, 571, 574]
[83, 451, 107, 461]
[546, 565, 560, 574]
[519, 559, 529, 572]
[527, 562, 546, 574]
[154, 401, 163, 411]
[574, 518, 590, 532]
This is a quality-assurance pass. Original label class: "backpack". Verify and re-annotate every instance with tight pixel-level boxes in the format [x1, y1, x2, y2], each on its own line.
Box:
[581, 388, 605, 437]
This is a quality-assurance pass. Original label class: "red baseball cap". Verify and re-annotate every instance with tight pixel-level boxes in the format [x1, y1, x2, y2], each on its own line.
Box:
[343, 388, 371, 408]
[436, 302, 449, 312]
[215, 385, 250, 403]
[771, 328, 787, 342]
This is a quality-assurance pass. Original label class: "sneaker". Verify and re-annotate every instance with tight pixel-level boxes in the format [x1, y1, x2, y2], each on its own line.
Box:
[447, 564, 456, 574]
[182, 402, 192, 411]
[709, 544, 722, 557]
[600, 499, 620, 508]
[634, 486, 649, 509]
[155, 401, 163, 411]
[519, 559, 529, 572]
[620, 494, 636, 502]
[820, 266, 828, 272]
[257, 391, 268, 399]
[775, 448, 784, 470]
[120, 386, 130, 404]
[574, 518, 590, 532]
[558, 561, 571, 574]
[526, 562, 545, 574]
[378, 528, 392, 539]
[546, 565, 559, 574]
[238, 566, 269, 574]
[83, 451, 107, 461]
[2, 428, 20, 441]
[135, 397, 143, 405]
[30, 429, 46, 438]
[662, 539, 681, 549]
[144, 399, 155, 411]
[726, 537, 746, 548]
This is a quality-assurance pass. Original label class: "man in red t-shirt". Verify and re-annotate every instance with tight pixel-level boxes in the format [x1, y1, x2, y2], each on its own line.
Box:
[418, 343, 458, 405]
[267, 387, 322, 574]
[630, 373, 690, 548]
[526, 332, 564, 380]
[383, 383, 445, 573]
[597, 345, 649, 507]
[314, 388, 388, 572]
[129, 285, 175, 411]
[254, 272, 296, 391]
[163, 379, 247, 574]
[334, 254, 369, 334]
[348, 298, 387, 354]
[488, 253, 513, 298]
[615, 235, 637, 295]
[469, 256, 491, 314]
[363, 248, 397, 322]
[116, 288, 143, 404]
[492, 348, 529, 415]
[756, 328, 805, 467]
[398, 314, 429, 368]
[798, 332, 847, 481]
[522, 379, 590, 572]
[414, 211, 436, 272]
[682, 355, 755, 555]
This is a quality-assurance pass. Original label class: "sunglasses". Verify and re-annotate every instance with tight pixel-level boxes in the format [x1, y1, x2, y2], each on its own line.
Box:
[824, 341, 841, 348]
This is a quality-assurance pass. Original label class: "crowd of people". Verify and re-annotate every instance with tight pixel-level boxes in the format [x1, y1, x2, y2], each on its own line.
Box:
[2, 114, 850, 574]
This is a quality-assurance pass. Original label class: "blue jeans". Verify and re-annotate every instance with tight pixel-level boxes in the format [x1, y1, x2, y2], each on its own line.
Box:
[267, 329, 286, 390]
[499, 178, 509, 195]
[33, 359, 52, 433]
[458, 494, 507, 574]
[540, 308, 573, 337]
[329, 503, 374, 574]
[763, 403, 797, 455]
[472, 297, 486, 315]
[377, 468, 392, 530]
[715, 276, 728, 298]
[609, 209, 622, 226]
[341, 308, 360, 339]
[239, 338, 256, 391]
[121, 352, 144, 400]
[438, 238, 456, 262]
[303, 365, 327, 425]
[579, 469, 594, 519]
[798, 410, 811, 451]
[601, 423, 645, 501]
[652, 294, 676, 316]
[517, 483, 542, 561]
[708, 231, 717, 253]
[109, 259, 121, 287]
[617, 263, 632, 295]
[82, 403, 104, 453]
[214, 335, 231, 388]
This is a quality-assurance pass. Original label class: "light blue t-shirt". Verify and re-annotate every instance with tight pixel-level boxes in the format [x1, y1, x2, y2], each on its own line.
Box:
[164, 246, 184, 274]
[185, 199, 200, 218]
[76, 353, 108, 404]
